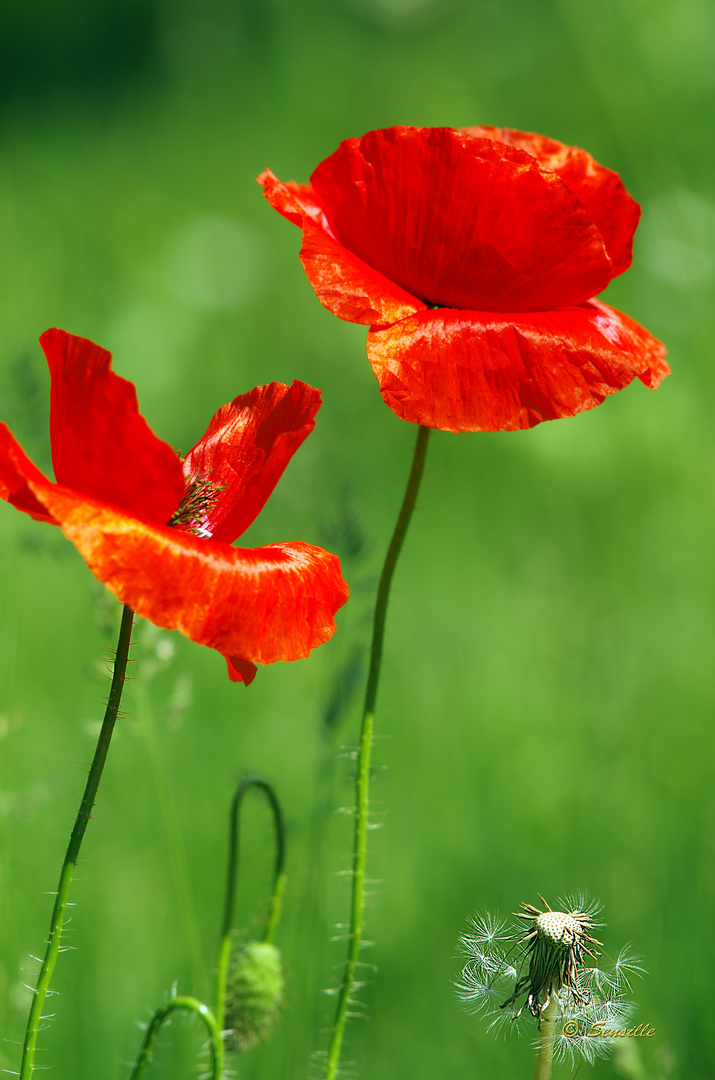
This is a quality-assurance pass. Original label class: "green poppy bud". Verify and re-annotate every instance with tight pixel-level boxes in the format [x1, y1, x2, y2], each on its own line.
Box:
[224, 940, 284, 1053]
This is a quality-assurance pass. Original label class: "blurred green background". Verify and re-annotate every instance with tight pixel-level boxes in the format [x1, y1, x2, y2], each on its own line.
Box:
[0, 0, 713, 1077]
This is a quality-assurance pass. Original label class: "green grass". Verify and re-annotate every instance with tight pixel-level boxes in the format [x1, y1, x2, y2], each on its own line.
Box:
[1, 1, 714, 1076]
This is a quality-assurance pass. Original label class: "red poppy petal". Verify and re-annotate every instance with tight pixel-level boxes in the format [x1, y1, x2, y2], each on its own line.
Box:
[182, 381, 322, 544]
[0, 423, 57, 523]
[366, 300, 668, 433]
[463, 126, 640, 276]
[26, 479, 349, 664]
[259, 169, 424, 326]
[225, 655, 258, 685]
[41, 328, 185, 524]
[310, 126, 614, 313]
[299, 220, 425, 327]
[257, 170, 331, 229]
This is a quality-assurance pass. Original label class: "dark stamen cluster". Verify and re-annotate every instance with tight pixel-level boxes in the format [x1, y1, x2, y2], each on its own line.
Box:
[168, 473, 226, 536]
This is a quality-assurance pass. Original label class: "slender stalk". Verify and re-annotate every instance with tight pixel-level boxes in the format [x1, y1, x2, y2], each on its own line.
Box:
[263, 867, 287, 947]
[214, 777, 286, 1034]
[324, 424, 431, 1080]
[20, 604, 135, 1080]
[533, 996, 559, 1080]
[128, 996, 223, 1080]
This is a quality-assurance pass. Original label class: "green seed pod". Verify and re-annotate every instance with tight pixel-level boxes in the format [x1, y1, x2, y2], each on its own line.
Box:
[224, 940, 284, 1052]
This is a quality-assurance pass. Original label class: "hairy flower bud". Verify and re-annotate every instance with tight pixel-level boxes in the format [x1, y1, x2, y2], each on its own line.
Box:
[224, 941, 284, 1053]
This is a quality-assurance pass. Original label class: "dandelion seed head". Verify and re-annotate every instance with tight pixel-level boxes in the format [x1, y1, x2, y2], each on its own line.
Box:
[456, 893, 644, 1069]
[534, 911, 581, 947]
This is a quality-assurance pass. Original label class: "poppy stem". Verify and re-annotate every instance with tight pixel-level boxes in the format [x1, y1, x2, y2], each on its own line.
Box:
[533, 996, 559, 1080]
[324, 424, 431, 1080]
[214, 777, 287, 1036]
[128, 995, 224, 1080]
[19, 603, 135, 1080]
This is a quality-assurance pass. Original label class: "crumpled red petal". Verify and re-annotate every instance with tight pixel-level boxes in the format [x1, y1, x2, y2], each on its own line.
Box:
[366, 299, 670, 433]
[225, 655, 258, 685]
[463, 126, 640, 277]
[258, 169, 425, 326]
[256, 171, 331, 230]
[41, 328, 185, 525]
[299, 219, 426, 327]
[27, 478, 350, 664]
[309, 126, 614, 313]
[182, 381, 322, 544]
[0, 423, 56, 523]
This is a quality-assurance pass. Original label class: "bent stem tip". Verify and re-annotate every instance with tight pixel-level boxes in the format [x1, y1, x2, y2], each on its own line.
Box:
[128, 996, 223, 1080]
[214, 776, 286, 1036]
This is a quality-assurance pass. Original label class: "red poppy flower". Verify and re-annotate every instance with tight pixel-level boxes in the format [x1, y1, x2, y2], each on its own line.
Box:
[0, 329, 349, 684]
[259, 125, 668, 433]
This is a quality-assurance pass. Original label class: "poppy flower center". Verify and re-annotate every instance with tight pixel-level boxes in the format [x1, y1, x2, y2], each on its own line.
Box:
[168, 473, 226, 537]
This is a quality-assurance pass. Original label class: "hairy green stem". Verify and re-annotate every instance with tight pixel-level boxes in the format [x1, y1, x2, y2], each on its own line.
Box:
[20, 604, 135, 1080]
[324, 424, 431, 1080]
[533, 996, 559, 1080]
[214, 777, 286, 1034]
[128, 996, 223, 1080]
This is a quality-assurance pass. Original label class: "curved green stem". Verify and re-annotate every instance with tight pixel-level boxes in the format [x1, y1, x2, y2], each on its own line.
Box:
[128, 996, 223, 1080]
[324, 424, 431, 1080]
[214, 776, 286, 1034]
[20, 604, 135, 1080]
